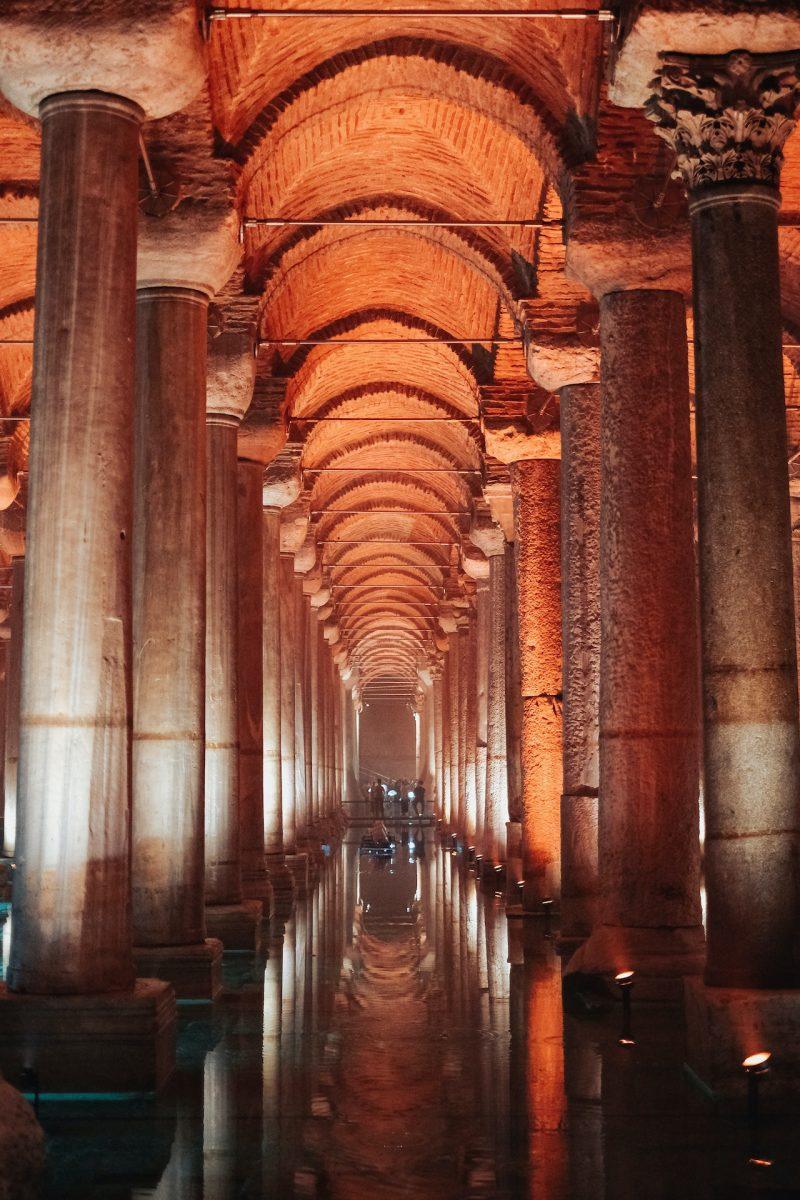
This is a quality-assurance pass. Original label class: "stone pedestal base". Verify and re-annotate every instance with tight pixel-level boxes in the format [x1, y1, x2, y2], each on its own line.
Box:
[565, 923, 705, 1000]
[559, 895, 598, 947]
[242, 868, 273, 913]
[266, 858, 295, 919]
[134, 939, 222, 1002]
[287, 852, 310, 896]
[0, 979, 175, 1095]
[685, 976, 800, 1100]
[205, 900, 263, 954]
[0, 1078, 43, 1196]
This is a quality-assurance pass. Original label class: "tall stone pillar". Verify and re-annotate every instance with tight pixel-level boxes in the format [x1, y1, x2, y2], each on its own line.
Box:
[0, 3, 204, 1087]
[448, 630, 461, 833]
[648, 51, 800, 992]
[559, 384, 601, 940]
[3, 554, 23, 858]
[463, 618, 478, 849]
[524, 343, 601, 941]
[262, 459, 302, 915]
[237, 459, 268, 905]
[204, 373, 262, 953]
[568, 289, 704, 994]
[474, 578, 490, 856]
[441, 653, 452, 827]
[279, 553, 297, 854]
[457, 621, 469, 837]
[308, 610, 320, 825]
[470, 516, 509, 871]
[432, 665, 444, 818]
[293, 576, 308, 843]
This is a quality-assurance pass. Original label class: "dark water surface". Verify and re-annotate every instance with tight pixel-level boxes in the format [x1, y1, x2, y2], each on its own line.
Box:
[8, 828, 800, 1198]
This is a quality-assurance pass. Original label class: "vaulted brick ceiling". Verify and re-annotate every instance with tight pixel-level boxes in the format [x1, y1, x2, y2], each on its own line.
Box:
[2, 7, 800, 690]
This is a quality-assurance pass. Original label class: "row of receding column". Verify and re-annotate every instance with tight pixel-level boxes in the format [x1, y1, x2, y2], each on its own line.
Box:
[0, 62, 348, 1091]
[430, 51, 800, 1027]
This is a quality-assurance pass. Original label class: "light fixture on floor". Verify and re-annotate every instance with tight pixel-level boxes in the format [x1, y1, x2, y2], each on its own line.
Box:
[615, 970, 635, 1045]
[743, 1051, 767, 1152]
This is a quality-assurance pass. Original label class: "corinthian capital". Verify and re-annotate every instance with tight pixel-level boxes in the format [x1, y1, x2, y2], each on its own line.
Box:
[646, 50, 800, 192]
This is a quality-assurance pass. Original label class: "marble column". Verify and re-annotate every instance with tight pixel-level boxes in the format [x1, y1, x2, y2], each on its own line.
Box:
[204, 389, 262, 953]
[237, 460, 269, 905]
[132, 283, 223, 996]
[457, 623, 469, 838]
[432, 666, 444, 818]
[308, 611, 320, 826]
[510, 458, 562, 912]
[648, 50, 800, 992]
[559, 384, 601, 940]
[463, 616, 478, 849]
[0, 0, 203, 1078]
[568, 289, 704, 994]
[279, 553, 297, 855]
[448, 631, 461, 834]
[262, 506, 292, 914]
[475, 579, 489, 857]
[293, 577, 308, 843]
[3, 555, 22, 858]
[441, 653, 453, 828]
[470, 520, 509, 871]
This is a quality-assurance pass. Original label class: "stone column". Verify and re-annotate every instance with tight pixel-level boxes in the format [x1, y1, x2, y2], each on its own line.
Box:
[648, 51, 800, 993]
[308, 611, 320, 826]
[441, 653, 452, 827]
[470, 518, 509, 872]
[463, 616, 478, 849]
[568, 289, 704, 994]
[448, 631, 461, 833]
[475, 579, 490, 856]
[279, 553, 297, 855]
[0, 3, 204, 1087]
[432, 666, 444, 818]
[510, 458, 562, 912]
[559, 385, 601, 940]
[293, 576, 308, 843]
[204, 376, 262, 953]
[3, 555, 23, 858]
[237, 460, 268, 905]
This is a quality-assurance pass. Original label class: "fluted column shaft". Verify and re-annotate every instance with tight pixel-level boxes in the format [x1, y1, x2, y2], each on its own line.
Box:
[10, 93, 142, 992]
[204, 413, 242, 906]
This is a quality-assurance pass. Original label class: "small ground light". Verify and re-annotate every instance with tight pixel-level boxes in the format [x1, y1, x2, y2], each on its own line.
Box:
[615, 970, 635, 1045]
[541, 897, 554, 938]
[743, 1052, 771, 1132]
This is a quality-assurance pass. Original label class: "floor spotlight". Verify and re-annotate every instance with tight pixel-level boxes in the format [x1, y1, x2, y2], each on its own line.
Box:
[614, 970, 635, 1045]
[541, 897, 554, 938]
[743, 1052, 771, 1133]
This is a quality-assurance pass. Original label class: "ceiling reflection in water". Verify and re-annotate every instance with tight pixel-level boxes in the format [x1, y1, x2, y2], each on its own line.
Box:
[10, 833, 800, 1198]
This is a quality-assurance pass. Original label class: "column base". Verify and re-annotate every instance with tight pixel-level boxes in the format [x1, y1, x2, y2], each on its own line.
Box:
[0, 1077, 43, 1191]
[685, 976, 800, 1100]
[133, 939, 223, 1002]
[558, 894, 599, 945]
[242, 867, 273, 912]
[205, 901, 263, 954]
[287, 852, 310, 897]
[0, 979, 175, 1095]
[266, 858, 295, 919]
[564, 922, 705, 1000]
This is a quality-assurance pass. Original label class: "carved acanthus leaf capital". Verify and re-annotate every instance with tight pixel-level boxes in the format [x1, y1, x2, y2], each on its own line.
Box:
[646, 50, 800, 192]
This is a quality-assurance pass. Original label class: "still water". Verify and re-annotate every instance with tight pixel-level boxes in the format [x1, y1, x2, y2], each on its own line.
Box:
[7, 828, 800, 1198]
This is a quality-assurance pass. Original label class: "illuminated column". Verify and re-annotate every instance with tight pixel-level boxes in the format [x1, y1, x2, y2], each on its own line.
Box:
[448, 630, 461, 832]
[560, 383, 601, 940]
[308, 611, 320, 825]
[3, 554, 23, 857]
[204, 366, 262, 953]
[262, 459, 301, 914]
[293, 577, 308, 841]
[474, 578, 489, 857]
[470, 517, 509, 870]
[441, 653, 452, 827]
[237, 459, 269, 904]
[510, 457, 562, 912]
[278, 553, 297, 854]
[457, 621, 469, 837]
[0, 5, 204, 1085]
[463, 614, 478, 849]
[569, 289, 703, 992]
[648, 51, 800, 991]
[432, 665, 444, 817]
